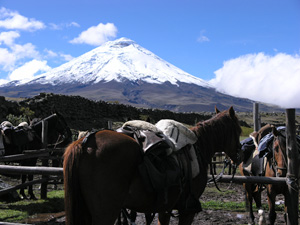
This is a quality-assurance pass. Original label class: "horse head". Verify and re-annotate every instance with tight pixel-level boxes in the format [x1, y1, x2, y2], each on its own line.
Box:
[30, 113, 72, 147]
[272, 126, 287, 177]
[0, 121, 14, 144]
[215, 106, 242, 165]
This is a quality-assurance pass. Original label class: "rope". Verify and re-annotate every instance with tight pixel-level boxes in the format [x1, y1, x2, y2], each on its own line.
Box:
[207, 158, 237, 192]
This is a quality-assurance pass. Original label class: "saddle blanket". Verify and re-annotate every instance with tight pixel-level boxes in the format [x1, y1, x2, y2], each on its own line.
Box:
[155, 119, 198, 150]
[122, 120, 199, 178]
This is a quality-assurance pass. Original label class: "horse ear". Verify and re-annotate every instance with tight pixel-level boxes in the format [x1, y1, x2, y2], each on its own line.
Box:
[215, 106, 220, 114]
[229, 106, 235, 118]
[272, 126, 279, 137]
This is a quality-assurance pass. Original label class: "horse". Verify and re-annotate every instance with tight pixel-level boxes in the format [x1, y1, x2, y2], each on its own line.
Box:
[265, 127, 289, 224]
[0, 113, 72, 199]
[63, 106, 242, 225]
[239, 125, 292, 225]
[238, 124, 274, 224]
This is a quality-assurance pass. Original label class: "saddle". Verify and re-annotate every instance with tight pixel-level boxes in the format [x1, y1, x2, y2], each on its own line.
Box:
[116, 121, 179, 194]
[117, 120, 202, 213]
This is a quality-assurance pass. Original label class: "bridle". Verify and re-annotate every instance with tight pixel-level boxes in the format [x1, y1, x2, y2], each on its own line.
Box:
[208, 135, 242, 192]
[271, 132, 287, 177]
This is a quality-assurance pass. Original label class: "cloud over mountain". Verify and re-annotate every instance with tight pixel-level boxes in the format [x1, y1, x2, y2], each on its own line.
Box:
[210, 52, 300, 108]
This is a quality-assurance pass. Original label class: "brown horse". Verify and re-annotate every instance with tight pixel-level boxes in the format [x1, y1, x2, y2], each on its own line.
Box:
[265, 127, 288, 224]
[239, 126, 290, 225]
[63, 106, 242, 225]
[239, 124, 273, 224]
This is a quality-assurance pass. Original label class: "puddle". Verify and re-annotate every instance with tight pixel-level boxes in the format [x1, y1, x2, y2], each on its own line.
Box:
[22, 211, 65, 223]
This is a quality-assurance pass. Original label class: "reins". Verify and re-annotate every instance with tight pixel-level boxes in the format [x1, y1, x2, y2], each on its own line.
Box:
[208, 158, 237, 192]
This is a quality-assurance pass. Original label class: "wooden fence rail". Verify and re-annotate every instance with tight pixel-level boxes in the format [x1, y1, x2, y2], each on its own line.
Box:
[0, 164, 287, 185]
[0, 165, 62, 176]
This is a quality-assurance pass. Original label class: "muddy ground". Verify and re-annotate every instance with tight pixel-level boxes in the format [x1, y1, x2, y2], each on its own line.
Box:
[27, 182, 289, 225]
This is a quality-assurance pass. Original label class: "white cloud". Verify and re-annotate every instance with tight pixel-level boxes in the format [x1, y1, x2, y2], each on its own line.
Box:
[0, 79, 9, 85]
[0, 7, 45, 31]
[197, 30, 210, 43]
[9, 59, 51, 82]
[70, 22, 117, 46]
[11, 43, 40, 60]
[49, 21, 80, 30]
[60, 53, 73, 61]
[210, 52, 300, 108]
[44, 49, 74, 62]
[0, 31, 40, 69]
[0, 47, 17, 70]
[0, 31, 20, 46]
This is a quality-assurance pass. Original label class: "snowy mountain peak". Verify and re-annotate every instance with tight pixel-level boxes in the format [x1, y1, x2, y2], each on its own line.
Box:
[12, 37, 211, 88]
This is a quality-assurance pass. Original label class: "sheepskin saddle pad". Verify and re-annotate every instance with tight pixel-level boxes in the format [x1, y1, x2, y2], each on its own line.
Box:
[155, 119, 199, 178]
[119, 120, 174, 155]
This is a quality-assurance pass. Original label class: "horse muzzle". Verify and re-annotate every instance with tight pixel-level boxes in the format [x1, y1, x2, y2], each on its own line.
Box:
[276, 167, 287, 177]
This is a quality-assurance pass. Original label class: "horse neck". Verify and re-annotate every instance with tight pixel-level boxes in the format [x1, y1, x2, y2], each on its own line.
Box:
[194, 120, 234, 163]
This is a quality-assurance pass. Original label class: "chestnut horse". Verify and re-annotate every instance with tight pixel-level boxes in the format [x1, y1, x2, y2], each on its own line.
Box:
[63, 106, 242, 225]
[265, 127, 288, 224]
[240, 126, 291, 225]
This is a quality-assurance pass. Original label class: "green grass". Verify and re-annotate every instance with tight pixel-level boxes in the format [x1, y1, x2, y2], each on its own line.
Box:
[202, 200, 286, 212]
[202, 200, 247, 211]
[240, 126, 253, 140]
[0, 190, 64, 223]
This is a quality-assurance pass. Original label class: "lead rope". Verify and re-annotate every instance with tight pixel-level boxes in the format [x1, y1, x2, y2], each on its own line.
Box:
[208, 158, 237, 192]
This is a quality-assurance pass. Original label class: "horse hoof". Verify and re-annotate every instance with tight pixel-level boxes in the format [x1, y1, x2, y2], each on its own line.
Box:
[30, 195, 38, 200]
[20, 195, 28, 200]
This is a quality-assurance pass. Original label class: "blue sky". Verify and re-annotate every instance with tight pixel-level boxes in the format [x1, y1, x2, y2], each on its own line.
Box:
[1, 0, 300, 107]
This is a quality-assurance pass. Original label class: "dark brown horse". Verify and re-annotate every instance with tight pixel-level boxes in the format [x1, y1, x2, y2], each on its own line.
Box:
[1, 113, 71, 199]
[63, 106, 242, 225]
[239, 126, 290, 225]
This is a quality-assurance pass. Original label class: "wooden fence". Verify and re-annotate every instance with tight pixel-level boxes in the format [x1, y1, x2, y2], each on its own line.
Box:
[0, 148, 64, 198]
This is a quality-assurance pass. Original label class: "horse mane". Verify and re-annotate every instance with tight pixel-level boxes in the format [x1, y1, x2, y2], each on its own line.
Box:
[191, 108, 241, 164]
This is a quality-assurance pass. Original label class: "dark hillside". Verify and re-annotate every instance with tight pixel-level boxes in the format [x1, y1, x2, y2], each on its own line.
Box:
[1, 93, 212, 130]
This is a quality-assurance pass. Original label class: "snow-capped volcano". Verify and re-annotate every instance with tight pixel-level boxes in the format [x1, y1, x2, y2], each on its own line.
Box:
[20, 37, 210, 87]
[0, 37, 263, 112]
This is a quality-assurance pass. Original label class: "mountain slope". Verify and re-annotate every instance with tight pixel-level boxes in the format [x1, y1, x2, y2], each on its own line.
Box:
[11, 37, 210, 87]
[0, 37, 279, 112]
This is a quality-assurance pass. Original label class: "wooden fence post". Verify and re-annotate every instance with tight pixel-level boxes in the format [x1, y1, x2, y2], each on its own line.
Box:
[41, 120, 48, 199]
[253, 102, 260, 132]
[285, 108, 299, 225]
[108, 121, 112, 130]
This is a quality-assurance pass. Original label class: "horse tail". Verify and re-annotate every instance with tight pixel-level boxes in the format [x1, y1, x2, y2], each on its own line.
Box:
[63, 140, 90, 225]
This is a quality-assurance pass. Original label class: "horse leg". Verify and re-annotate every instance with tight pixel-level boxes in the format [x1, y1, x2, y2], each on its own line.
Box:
[28, 174, 37, 200]
[253, 186, 263, 216]
[158, 212, 170, 225]
[267, 188, 276, 225]
[20, 174, 27, 199]
[145, 213, 155, 225]
[244, 183, 255, 224]
[178, 211, 195, 225]
[116, 209, 129, 225]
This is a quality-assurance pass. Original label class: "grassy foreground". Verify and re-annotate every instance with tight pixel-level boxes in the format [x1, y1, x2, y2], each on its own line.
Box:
[0, 190, 64, 223]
